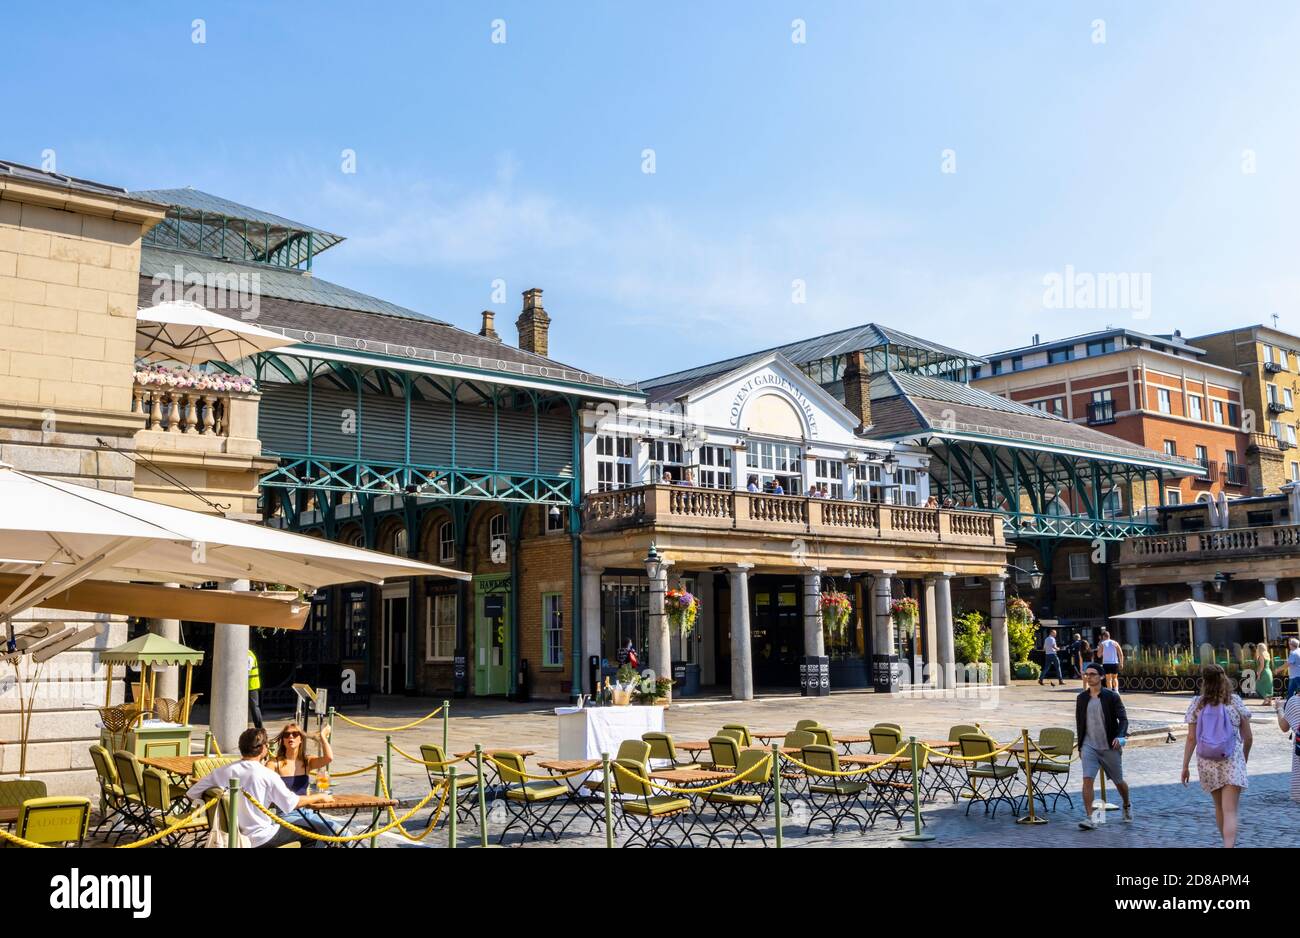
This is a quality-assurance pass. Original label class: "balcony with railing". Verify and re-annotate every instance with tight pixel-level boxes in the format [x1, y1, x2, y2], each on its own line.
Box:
[1267, 399, 1292, 414]
[582, 484, 1004, 546]
[1223, 463, 1249, 487]
[1086, 400, 1116, 425]
[1121, 523, 1300, 564]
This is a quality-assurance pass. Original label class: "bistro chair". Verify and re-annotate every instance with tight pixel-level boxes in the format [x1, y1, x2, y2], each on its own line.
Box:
[717, 728, 746, 748]
[1027, 727, 1075, 812]
[87, 745, 130, 840]
[140, 767, 207, 847]
[958, 734, 1019, 819]
[611, 758, 696, 847]
[420, 744, 482, 826]
[0, 778, 47, 810]
[199, 787, 300, 849]
[869, 724, 903, 755]
[800, 743, 873, 834]
[111, 749, 152, 836]
[701, 749, 771, 847]
[807, 725, 836, 749]
[3, 797, 91, 847]
[720, 724, 753, 747]
[707, 735, 742, 773]
[794, 719, 822, 732]
[642, 732, 698, 770]
[190, 756, 238, 787]
[777, 730, 818, 806]
[493, 752, 569, 845]
[615, 739, 652, 764]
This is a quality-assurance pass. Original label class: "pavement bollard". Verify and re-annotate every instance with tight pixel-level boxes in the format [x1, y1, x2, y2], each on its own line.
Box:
[204, 730, 212, 757]
[447, 766, 457, 849]
[385, 734, 393, 793]
[772, 743, 783, 848]
[227, 778, 241, 850]
[371, 756, 383, 849]
[442, 699, 450, 756]
[1015, 729, 1046, 826]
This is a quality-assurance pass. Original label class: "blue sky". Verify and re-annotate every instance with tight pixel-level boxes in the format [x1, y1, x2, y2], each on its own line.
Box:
[5, 1, 1300, 381]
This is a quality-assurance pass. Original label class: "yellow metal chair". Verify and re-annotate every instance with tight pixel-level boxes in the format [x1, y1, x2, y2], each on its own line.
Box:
[794, 719, 822, 732]
[701, 749, 771, 846]
[611, 757, 695, 847]
[4, 797, 91, 847]
[642, 732, 697, 770]
[800, 743, 873, 834]
[958, 733, 1019, 818]
[419, 743, 482, 826]
[494, 752, 569, 845]
[88, 745, 130, 840]
[720, 724, 753, 747]
[707, 735, 742, 773]
[1027, 727, 1075, 812]
[140, 767, 207, 847]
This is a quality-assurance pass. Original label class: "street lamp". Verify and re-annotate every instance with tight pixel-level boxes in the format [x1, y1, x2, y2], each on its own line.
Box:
[1006, 560, 1044, 590]
[644, 542, 664, 579]
[881, 452, 899, 476]
[1213, 571, 1230, 594]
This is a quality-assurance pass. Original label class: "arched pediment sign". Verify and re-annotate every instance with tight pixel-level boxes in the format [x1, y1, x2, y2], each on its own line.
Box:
[729, 372, 819, 438]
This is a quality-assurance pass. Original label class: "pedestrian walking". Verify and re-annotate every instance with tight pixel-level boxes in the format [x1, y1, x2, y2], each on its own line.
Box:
[1272, 692, 1300, 802]
[1076, 663, 1131, 828]
[247, 647, 263, 729]
[1180, 663, 1253, 848]
[1285, 638, 1300, 700]
[1039, 628, 1064, 686]
[1097, 629, 1123, 691]
[1076, 638, 1092, 689]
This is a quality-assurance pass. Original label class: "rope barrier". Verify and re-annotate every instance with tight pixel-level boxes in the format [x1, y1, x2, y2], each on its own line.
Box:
[389, 744, 474, 769]
[332, 706, 445, 732]
[378, 769, 451, 842]
[243, 786, 441, 844]
[1025, 738, 1080, 764]
[919, 738, 1020, 762]
[0, 796, 222, 849]
[610, 754, 771, 794]
[481, 755, 600, 781]
[778, 743, 910, 778]
[0, 826, 49, 848]
[328, 762, 389, 779]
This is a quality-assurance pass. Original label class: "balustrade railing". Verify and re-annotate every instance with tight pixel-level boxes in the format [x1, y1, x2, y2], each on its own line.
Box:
[132, 384, 229, 435]
[1124, 524, 1300, 561]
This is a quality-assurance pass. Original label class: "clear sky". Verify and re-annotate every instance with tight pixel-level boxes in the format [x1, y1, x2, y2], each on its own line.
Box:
[5, 1, 1300, 381]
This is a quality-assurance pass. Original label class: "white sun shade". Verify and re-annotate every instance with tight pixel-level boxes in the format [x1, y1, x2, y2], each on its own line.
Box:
[136, 300, 297, 365]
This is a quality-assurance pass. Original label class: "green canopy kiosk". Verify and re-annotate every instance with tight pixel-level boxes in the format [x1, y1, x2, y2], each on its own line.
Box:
[100, 633, 205, 758]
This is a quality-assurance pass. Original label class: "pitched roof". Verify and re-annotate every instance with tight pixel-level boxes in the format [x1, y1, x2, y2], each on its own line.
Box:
[0, 158, 133, 199]
[132, 187, 344, 251]
[639, 322, 984, 392]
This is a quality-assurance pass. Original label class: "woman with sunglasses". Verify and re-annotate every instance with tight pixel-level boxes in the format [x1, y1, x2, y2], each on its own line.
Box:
[269, 722, 341, 834]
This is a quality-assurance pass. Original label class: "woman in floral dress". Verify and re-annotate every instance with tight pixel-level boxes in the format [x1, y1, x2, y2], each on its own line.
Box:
[1180, 664, 1253, 848]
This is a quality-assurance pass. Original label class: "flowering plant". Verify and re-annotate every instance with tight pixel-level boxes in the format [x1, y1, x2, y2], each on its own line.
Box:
[889, 597, 920, 636]
[1006, 596, 1034, 625]
[819, 590, 852, 638]
[665, 586, 699, 634]
[134, 364, 255, 393]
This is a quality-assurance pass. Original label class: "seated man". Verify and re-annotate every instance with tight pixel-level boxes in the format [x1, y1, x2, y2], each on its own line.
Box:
[187, 727, 336, 848]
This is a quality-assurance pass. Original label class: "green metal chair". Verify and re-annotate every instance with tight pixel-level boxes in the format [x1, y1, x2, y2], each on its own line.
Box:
[869, 724, 903, 755]
[140, 767, 207, 847]
[958, 734, 1019, 818]
[611, 758, 695, 847]
[615, 739, 652, 764]
[720, 724, 753, 747]
[776, 730, 817, 807]
[807, 725, 836, 749]
[794, 719, 822, 732]
[4, 796, 91, 847]
[716, 728, 746, 748]
[800, 743, 873, 834]
[493, 752, 569, 845]
[707, 735, 742, 773]
[642, 732, 698, 770]
[419, 743, 482, 826]
[701, 749, 771, 846]
[87, 745, 129, 840]
[110, 749, 153, 838]
[1027, 727, 1075, 812]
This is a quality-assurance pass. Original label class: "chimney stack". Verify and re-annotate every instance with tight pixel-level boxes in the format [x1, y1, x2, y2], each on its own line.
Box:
[842, 350, 872, 432]
[478, 310, 500, 342]
[516, 287, 551, 357]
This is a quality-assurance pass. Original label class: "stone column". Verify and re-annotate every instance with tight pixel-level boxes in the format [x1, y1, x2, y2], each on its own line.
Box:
[148, 583, 182, 699]
[729, 564, 754, 700]
[1262, 578, 1281, 641]
[581, 565, 602, 693]
[990, 573, 1010, 686]
[935, 573, 955, 689]
[211, 579, 251, 753]
[803, 569, 826, 657]
[647, 558, 672, 681]
[698, 574, 717, 686]
[1190, 580, 1210, 648]
[1122, 586, 1139, 647]
[922, 576, 939, 688]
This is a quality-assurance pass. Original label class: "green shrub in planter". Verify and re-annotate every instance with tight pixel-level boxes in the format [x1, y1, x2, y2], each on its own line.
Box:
[1014, 661, 1041, 680]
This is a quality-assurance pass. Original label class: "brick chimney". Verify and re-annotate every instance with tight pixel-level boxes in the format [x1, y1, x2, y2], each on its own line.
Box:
[842, 350, 872, 432]
[478, 310, 500, 342]
[516, 288, 551, 356]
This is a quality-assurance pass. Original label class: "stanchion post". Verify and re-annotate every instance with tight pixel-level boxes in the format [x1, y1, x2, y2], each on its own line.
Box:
[899, 736, 935, 841]
[771, 743, 783, 848]
[442, 699, 450, 756]
[602, 751, 614, 848]
[327, 706, 335, 736]
[1099, 765, 1118, 811]
[227, 778, 241, 850]
[447, 766, 458, 849]
[204, 730, 212, 757]
[371, 755, 382, 849]
[1015, 729, 1047, 826]
[475, 744, 488, 847]
[385, 734, 393, 793]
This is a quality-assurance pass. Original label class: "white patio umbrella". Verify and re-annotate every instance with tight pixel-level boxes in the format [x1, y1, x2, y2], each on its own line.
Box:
[136, 300, 297, 365]
[0, 462, 468, 632]
[1217, 597, 1287, 619]
[1111, 599, 1238, 656]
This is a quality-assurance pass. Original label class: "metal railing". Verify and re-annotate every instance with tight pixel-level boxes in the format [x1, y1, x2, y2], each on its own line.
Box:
[1086, 401, 1116, 425]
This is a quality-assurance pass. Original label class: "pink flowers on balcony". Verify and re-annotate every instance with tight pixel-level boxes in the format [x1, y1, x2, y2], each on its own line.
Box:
[134, 364, 255, 394]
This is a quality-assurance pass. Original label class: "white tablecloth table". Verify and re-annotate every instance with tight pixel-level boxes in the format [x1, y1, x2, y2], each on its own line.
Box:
[555, 705, 666, 760]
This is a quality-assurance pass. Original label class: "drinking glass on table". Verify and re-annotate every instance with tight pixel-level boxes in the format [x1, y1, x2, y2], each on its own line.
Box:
[315, 770, 330, 793]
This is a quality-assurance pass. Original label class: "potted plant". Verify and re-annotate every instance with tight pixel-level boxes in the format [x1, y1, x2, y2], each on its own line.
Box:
[889, 596, 919, 637]
[1005, 596, 1036, 680]
[666, 584, 702, 697]
[819, 590, 852, 644]
[613, 662, 638, 705]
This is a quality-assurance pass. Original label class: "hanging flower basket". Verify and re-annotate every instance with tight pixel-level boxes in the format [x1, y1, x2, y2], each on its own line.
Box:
[665, 586, 699, 635]
[820, 591, 852, 640]
[1006, 596, 1034, 626]
[889, 597, 919, 637]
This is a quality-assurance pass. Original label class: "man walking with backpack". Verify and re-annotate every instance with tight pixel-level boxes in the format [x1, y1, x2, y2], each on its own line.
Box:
[1077, 663, 1132, 829]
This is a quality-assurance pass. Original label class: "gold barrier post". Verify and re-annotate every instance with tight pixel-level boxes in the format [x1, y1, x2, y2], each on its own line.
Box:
[1015, 729, 1046, 826]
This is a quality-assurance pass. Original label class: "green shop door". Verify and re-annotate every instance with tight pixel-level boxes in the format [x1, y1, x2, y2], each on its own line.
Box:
[475, 582, 511, 696]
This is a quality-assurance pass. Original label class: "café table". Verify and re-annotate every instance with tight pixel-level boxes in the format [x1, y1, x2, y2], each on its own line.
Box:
[646, 768, 735, 847]
[302, 793, 399, 847]
[0, 806, 17, 828]
[454, 749, 540, 805]
[831, 732, 873, 754]
[536, 758, 604, 835]
[837, 754, 914, 825]
[672, 740, 712, 762]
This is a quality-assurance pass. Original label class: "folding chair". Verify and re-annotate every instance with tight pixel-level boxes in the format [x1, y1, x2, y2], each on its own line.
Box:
[800, 743, 874, 834]
[3, 797, 91, 847]
[420, 743, 482, 825]
[111, 749, 153, 838]
[807, 726, 836, 748]
[1027, 727, 1075, 812]
[643, 732, 698, 770]
[720, 724, 753, 747]
[493, 752, 569, 844]
[707, 735, 742, 774]
[776, 730, 817, 808]
[87, 745, 129, 839]
[958, 734, 1019, 818]
[793, 719, 822, 732]
[140, 767, 208, 847]
[612, 758, 696, 847]
[700, 749, 771, 846]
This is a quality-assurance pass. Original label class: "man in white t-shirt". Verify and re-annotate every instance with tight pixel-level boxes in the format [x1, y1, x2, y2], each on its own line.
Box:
[1285, 638, 1300, 700]
[187, 727, 336, 848]
[1097, 629, 1124, 691]
[1039, 629, 1064, 686]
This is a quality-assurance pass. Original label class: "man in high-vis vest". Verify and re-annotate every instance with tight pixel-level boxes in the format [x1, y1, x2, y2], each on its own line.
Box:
[248, 648, 263, 729]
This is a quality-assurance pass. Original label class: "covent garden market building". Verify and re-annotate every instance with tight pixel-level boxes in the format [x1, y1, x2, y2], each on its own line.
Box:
[112, 184, 1202, 708]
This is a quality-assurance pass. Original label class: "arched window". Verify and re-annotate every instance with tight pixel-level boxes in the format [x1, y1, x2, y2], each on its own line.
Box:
[438, 520, 455, 563]
[490, 513, 507, 542]
[392, 527, 408, 557]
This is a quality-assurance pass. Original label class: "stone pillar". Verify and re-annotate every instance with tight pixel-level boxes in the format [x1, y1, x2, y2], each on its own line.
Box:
[935, 573, 955, 689]
[1262, 578, 1281, 641]
[1190, 580, 1210, 648]
[211, 579, 251, 753]
[803, 569, 826, 657]
[647, 558, 672, 681]
[923, 576, 939, 688]
[581, 566, 602, 693]
[872, 572, 896, 689]
[729, 564, 754, 700]
[1122, 586, 1139, 647]
[698, 574, 717, 686]
[990, 574, 1010, 686]
[148, 583, 182, 699]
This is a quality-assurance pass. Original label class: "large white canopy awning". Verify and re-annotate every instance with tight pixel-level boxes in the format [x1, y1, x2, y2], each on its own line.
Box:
[136, 300, 298, 365]
[1110, 599, 1238, 620]
[0, 463, 468, 627]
